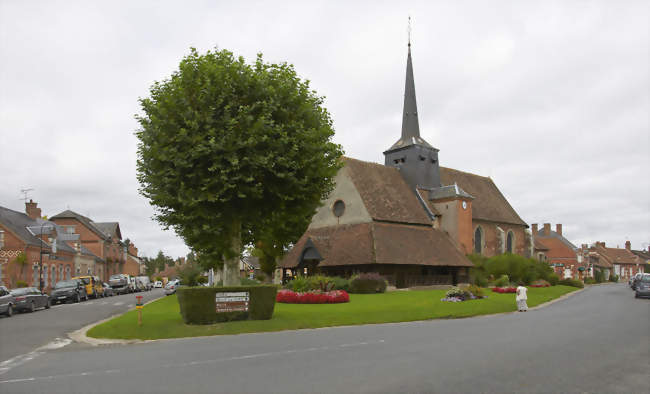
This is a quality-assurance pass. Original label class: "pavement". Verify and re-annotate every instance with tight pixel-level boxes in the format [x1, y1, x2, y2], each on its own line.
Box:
[0, 288, 165, 362]
[0, 283, 648, 393]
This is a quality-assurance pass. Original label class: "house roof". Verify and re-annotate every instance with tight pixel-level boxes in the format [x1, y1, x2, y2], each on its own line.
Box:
[0, 206, 76, 254]
[534, 238, 550, 251]
[94, 222, 122, 240]
[242, 255, 261, 270]
[344, 157, 431, 225]
[631, 249, 650, 262]
[593, 245, 642, 265]
[439, 167, 527, 227]
[50, 210, 110, 240]
[280, 222, 473, 269]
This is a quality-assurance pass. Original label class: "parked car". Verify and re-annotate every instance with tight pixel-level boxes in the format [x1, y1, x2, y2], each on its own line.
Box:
[10, 287, 51, 312]
[109, 274, 131, 295]
[51, 279, 87, 304]
[164, 279, 181, 296]
[153, 281, 163, 288]
[630, 273, 645, 290]
[72, 275, 104, 298]
[136, 276, 152, 291]
[0, 285, 16, 317]
[102, 283, 114, 297]
[634, 274, 650, 298]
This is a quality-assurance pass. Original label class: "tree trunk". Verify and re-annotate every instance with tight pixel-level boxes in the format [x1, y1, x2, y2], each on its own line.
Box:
[222, 219, 241, 286]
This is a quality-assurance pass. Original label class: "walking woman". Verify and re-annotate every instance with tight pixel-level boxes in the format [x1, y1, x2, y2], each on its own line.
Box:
[516, 282, 528, 312]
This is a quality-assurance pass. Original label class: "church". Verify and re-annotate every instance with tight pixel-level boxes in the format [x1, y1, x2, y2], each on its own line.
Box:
[279, 42, 531, 288]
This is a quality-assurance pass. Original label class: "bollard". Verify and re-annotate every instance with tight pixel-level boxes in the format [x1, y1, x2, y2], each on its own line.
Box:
[136, 295, 144, 326]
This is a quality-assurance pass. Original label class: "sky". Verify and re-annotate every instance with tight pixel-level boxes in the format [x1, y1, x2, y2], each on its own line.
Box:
[1, 0, 648, 258]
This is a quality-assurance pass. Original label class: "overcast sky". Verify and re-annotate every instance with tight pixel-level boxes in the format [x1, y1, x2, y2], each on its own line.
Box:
[1, 0, 648, 258]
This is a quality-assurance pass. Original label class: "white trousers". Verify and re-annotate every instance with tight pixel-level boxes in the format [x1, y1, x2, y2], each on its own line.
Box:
[517, 299, 528, 311]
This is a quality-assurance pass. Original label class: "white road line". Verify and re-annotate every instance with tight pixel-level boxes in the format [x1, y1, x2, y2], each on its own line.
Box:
[0, 338, 72, 376]
[113, 302, 124, 306]
[0, 339, 386, 384]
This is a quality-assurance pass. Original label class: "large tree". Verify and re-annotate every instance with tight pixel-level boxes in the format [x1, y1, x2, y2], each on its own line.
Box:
[136, 48, 342, 285]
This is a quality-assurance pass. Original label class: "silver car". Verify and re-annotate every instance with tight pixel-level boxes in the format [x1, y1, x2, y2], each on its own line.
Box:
[10, 287, 51, 312]
[634, 274, 650, 298]
[0, 286, 16, 317]
[164, 279, 181, 296]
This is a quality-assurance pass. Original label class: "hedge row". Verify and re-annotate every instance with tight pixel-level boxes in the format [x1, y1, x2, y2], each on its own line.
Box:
[176, 285, 277, 325]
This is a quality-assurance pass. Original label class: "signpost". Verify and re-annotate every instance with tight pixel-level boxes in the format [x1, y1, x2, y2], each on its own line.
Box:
[136, 295, 143, 326]
[215, 291, 249, 313]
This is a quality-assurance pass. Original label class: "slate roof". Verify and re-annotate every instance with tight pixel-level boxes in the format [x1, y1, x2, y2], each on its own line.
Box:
[439, 167, 528, 226]
[94, 222, 122, 240]
[344, 157, 431, 225]
[280, 222, 473, 269]
[50, 210, 111, 240]
[631, 249, 650, 262]
[0, 206, 76, 254]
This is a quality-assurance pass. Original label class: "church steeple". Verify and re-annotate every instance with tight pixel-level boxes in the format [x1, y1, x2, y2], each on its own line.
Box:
[384, 26, 441, 190]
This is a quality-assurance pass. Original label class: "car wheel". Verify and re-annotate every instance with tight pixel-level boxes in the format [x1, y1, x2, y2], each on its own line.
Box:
[76, 294, 80, 303]
[45, 299, 51, 309]
[6, 304, 13, 317]
[92, 290, 96, 299]
[29, 301, 35, 313]
[635, 293, 639, 298]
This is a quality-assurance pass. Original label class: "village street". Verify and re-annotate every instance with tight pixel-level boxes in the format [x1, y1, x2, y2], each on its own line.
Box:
[0, 283, 646, 393]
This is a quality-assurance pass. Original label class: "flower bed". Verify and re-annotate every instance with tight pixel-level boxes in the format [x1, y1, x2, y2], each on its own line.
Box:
[276, 289, 350, 304]
[492, 287, 517, 293]
[440, 286, 486, 302]
[529, 284, 551, 288]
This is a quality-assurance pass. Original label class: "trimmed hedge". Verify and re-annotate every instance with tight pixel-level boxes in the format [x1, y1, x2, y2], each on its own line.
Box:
[349, 273, 387, 294]
[557, 278, 584, 288]
[177, 285, 277, 325]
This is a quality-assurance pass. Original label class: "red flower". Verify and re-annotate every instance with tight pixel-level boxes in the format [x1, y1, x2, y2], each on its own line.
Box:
[276, 289, 350, 304]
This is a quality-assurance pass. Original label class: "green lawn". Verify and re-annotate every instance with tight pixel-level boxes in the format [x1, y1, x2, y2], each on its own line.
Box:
[87, 286, 578, 340]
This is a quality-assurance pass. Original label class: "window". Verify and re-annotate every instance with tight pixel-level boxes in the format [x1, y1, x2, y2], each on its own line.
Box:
[0, 262, 3, 286]
[51, 265, 57, 287]
[474, 227, 483, 254]
[65, 266, 71, 280]
[43, 264, 48, 284]
[0, 229, 4, 248]
[506, 231, 514, 253]
[333, 200, 345, 217]
[59, 265, 64, 283]
[32, 263, 39, 286]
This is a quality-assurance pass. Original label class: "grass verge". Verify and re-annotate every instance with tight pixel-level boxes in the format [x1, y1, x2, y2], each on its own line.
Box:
[87, 286, 578, 340]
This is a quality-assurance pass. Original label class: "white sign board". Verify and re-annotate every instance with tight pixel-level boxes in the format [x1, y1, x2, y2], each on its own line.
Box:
[215, 291, 250, 313]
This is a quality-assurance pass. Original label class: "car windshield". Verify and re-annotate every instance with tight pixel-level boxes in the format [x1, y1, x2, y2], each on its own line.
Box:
[10, 288, 31, 295]
[640, 276, 650, 283]
[55, 280, 77, 288]
[109, 274, 122, 280]
[79, 277, 91, 284]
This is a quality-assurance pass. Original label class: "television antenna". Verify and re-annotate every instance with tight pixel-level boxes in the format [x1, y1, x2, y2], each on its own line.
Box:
[19, 188, 34, 202]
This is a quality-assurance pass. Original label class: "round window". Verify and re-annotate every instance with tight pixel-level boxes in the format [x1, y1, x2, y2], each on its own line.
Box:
[333, 200, 345, 217]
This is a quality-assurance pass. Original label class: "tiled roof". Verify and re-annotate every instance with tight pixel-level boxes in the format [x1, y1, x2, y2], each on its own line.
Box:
[94, 222, 122, 240]
[344, 157, 431, 225]
[51, 210, 109, 240]
[0, 206, 50, 249]
[280, 222, 473, 269]
[594, 245, 642, 265]
[440, 167, 527, 226]
[631, 249, 650, 261]
[534, 238, 550, 251]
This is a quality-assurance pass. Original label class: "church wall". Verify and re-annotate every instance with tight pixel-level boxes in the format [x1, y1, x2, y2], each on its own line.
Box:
[432, 198, 473, 255]
[473, 220, 528, 257]
[308, 166, 372, 230]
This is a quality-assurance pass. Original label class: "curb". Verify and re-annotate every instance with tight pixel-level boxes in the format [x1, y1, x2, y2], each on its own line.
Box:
[69, 286, 588, 346]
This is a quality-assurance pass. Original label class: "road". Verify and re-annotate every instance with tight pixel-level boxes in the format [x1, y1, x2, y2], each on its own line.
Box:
[0, 288, 165, 363]
[0, 284, 648, 393]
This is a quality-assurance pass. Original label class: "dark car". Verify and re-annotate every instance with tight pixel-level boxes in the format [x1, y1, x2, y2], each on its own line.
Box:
[10, 287, 51, 312]
[51, 279, 87, 304]
[102, 282, 114, 297]
[634, 274, 650, 298]
[630, 273, 644, 290]
[0, 285, 16, 317]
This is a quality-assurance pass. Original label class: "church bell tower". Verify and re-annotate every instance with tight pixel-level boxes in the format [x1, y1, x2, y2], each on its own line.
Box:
[384, 36, 441, 190]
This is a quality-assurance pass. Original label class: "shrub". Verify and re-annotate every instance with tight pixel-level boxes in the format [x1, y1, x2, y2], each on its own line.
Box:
[177, 285, 277, 324]
[196, 276, 208, 285]
[583, 277, 596, 285]
[15, 280, 28, 288]
[558, 278, 584, 288]
[609, 274, 619, 283]
[276, 289, 349, 304]
[177, 262, 203, 287]
[286, 276, 310, 293]
[349, 273, 387, 294]
[445, 287, 467, 298]
[328, 276, 350, 292]
[530, 279, 550, 287]
[594, 269, 605, 283]
[467, 284, 484, 298]
[240, 277, 261, 286]
[256, 272, 266, 282]
[155, 276, 163, 282]
[492, 274, 510, 288]
[547, 273, 560, 286]
[492, 287, 517, 293]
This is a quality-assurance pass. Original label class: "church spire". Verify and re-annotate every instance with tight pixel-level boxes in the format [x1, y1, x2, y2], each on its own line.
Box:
[401, 38, 420, 142]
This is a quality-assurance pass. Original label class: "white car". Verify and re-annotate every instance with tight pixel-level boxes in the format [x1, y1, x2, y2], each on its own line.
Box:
[153, 281, 162, 288]
[164, 280, 181, 296]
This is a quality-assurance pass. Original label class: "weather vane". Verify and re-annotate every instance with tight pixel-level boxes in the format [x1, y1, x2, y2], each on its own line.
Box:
[408, 16, 412, 47]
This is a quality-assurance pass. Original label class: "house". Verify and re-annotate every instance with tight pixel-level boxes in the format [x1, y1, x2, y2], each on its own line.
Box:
[0, 202, 77, 291]
[587, 241, 644, 280]
[630, 246, 650, 266]
[50, 210, 126, 282]
[280, 42, 531, 287]
[532, 223, 586, 279]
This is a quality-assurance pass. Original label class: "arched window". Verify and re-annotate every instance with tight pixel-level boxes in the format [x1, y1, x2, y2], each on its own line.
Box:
[32, 263, 39, 286]
[51, 265, 57, 287]
[59, 265, 64, 282]
[506, 231, 514, 253]
[474, 226, 483, 254]
[65, 266, 71, 280]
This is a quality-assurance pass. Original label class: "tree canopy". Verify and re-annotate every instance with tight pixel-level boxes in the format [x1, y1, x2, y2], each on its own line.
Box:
[136, 48, 342, 280]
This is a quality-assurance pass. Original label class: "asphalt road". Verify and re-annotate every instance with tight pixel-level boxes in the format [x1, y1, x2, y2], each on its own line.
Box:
[0, 284, 648, 393]
[0, 288, 165, 363]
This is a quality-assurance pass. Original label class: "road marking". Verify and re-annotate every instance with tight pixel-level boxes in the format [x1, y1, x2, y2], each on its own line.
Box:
[0, 338, 72, 376]
[113, 302, 124, 306]
[0, 339, 386, 384]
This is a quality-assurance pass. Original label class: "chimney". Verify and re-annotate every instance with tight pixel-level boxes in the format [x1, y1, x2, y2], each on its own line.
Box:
[543, 223, 551, 236]
[556, 224, 562, 236]
[625, 240, 631, 250]
[25, 199, 42, 220]
[531, 223, 538, 236]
